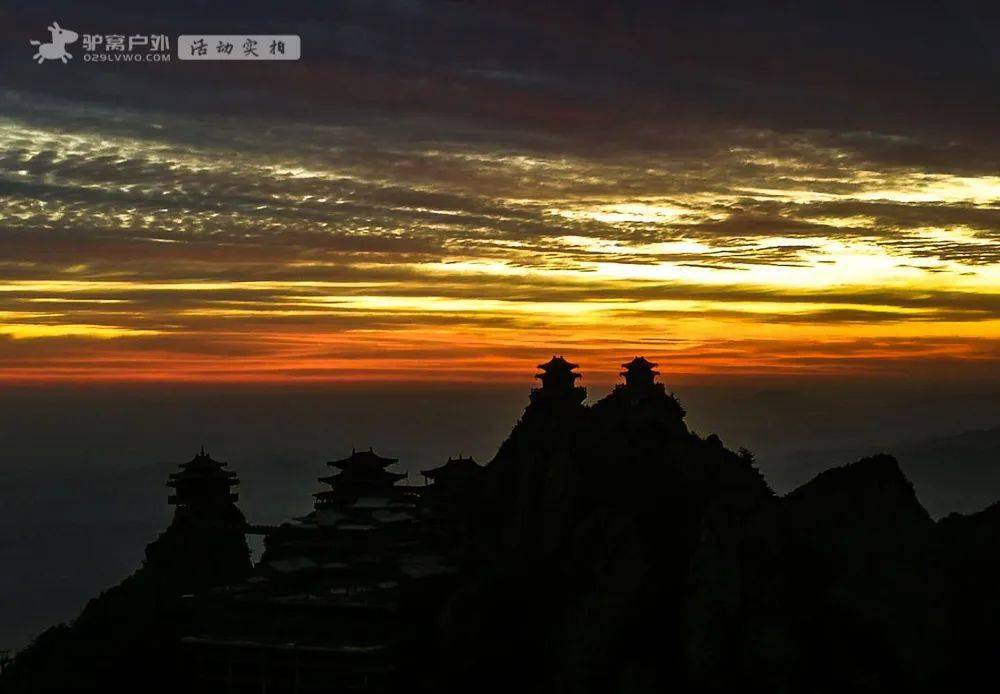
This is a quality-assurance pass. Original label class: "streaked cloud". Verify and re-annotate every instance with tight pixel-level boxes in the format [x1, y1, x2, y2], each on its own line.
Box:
[0, 88, 996, 384]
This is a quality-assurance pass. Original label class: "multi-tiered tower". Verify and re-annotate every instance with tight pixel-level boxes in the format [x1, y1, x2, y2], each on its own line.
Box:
[145, 448, 250, 589]
[530, 356, 586, 405]
[167, 447, 240, 509]
[314, 448, 407, 508]
[620, 356, 660, 389]
[184, 448, 428, 692]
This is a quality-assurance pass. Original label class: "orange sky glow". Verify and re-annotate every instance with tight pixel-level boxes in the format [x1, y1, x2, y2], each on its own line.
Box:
[0, 99, 997, 385]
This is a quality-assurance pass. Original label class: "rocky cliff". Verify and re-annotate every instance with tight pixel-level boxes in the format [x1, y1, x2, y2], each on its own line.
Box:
[2, 361, 996, 694]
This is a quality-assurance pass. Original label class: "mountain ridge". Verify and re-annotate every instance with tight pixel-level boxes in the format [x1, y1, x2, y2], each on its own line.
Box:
[1, 359, 997, 693]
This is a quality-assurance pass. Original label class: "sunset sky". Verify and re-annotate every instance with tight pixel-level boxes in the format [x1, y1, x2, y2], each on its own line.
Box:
[2, 2, 999, 651]
[1, 1, 998, 385]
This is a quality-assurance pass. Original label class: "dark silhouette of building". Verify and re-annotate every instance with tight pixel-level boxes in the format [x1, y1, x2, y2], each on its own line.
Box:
[145, 449, 250, 587]
[620, 356, 659, 388]
[530, 356, 586, 405]
[180, 449, 442, 693]
[419, 456, 484, 548]
[0, 450, 251, 693]
[167, 447, 240, 508]
[420, 455, 482, 491]
[4, 358, 1000, 694]
[598, 354, 686, 431]
[314, 448, 406, 507]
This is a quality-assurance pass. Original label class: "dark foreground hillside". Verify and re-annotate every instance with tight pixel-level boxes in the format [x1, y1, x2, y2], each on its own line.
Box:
[2, 357, 998, 693]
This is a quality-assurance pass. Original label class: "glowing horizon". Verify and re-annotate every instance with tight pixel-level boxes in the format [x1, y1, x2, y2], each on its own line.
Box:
[0, 94, 997, 385]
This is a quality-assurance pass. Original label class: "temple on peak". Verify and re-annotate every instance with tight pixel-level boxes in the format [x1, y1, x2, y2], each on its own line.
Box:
[530, 355, 586, 405]
[167, 449, 239, 508]
[621, 356, 660, 388]
[536, 356, 580, 387]
[146, 450, 250, 591]
[419, 456, 483, 546]
[421, 455, 482, 489]
[314, 448, 405, 507]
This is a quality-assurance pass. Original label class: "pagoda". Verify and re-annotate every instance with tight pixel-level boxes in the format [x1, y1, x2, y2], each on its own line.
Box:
[181, 448, 427, 692]
[421, 455, 483, 491]
[621, 356, 660, 389]
[420, 456, 484, 545]
[530, 355, 586, 405]
[167, 447, 239, 509]
[146, 448, 250, 588]
[593, 354, 685, 424]
[314, 447, 406, 507]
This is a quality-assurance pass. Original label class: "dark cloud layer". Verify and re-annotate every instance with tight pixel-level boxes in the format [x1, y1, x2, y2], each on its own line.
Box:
[0, 1, 996, 382]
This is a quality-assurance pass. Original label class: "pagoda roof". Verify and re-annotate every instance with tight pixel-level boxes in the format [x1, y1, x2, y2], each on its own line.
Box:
[537, 355, 579, 372]
[620, 355, 661, 388]
[535, 356, 582, 385]
[176, 448, 231, 469]
[421, 456, 482, 479]
[621, 356, 659, 370]
[168, 449, 238, 485]
[327, 448, 399, 469]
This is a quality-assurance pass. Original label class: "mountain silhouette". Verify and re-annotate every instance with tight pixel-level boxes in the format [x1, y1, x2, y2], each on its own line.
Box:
[0, 451, 249, 692]
[898, 426, 1000, 516]
[1, 359, 997, 693]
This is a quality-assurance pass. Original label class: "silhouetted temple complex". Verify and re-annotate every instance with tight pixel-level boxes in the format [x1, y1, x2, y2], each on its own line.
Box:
[180, 447, 440, 692]
[5, 356, 1000, 694]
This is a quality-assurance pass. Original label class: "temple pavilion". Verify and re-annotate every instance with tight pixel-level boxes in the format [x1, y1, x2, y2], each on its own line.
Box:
[314, 448, 407, 508]
[167, 447, 239, 508]
[419, 456, 484, 547]
[600, 354, 686, 423]
[530, 355, 586, 405]
[145, 449, 251, 596]
[420, 455, 482, 490]
[621, 356, 660, 388]
[182, 449, 430, 693]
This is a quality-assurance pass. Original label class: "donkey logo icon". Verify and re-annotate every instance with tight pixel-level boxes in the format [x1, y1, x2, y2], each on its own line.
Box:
[30, 22, 79, 64]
